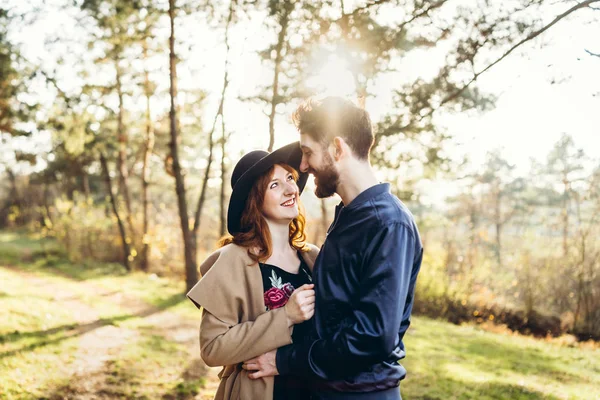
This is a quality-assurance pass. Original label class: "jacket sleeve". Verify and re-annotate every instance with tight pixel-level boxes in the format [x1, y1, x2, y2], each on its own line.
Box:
[276, 223, 417, 379]
[200, 306, 292, 367]
[187, 247, 294, 368]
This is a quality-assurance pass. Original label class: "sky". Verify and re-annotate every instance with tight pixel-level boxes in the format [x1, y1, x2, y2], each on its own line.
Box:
[3, 0, 599, 206]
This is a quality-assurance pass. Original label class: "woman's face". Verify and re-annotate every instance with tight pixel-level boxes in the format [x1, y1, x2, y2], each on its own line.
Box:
[262, 164, 299, 223]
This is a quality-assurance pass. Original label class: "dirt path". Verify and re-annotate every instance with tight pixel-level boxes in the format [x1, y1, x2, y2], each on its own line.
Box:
[5, 267, 220, 399]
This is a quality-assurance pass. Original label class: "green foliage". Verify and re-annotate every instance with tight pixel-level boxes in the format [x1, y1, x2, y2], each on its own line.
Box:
[419, 134, 600, 338]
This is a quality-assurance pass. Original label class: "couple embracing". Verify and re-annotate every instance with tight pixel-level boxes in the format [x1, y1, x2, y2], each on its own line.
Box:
[187, 96, 423, 400]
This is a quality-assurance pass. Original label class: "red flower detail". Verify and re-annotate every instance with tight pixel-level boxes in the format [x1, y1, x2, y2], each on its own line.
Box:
[264, 287, 288, 310]
[282, 283, 295, 297]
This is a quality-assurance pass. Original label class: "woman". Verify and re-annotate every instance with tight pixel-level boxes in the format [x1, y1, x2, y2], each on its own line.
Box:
[187, 142, 320, 400]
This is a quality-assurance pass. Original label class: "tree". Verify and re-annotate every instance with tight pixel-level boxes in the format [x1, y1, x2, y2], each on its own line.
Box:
[0, 7, 41, 226]
[570, 164, 600, 336]
[100, 152, 131, 271]
[134, 2, 162, 272]
[478, 151, 526, 266]
[544, 133, 586, 257]
[447, 179, 484, 296]
[217, 0, 236, 237]
[80, 0, 143, 251]
[265, 0, 293, 151]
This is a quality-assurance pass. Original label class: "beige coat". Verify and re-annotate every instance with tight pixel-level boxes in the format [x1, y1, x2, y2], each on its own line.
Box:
[187, 243, 319, 400]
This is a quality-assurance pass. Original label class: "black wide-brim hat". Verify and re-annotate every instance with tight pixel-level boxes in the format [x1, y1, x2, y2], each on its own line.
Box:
[227, 141, 308, 236]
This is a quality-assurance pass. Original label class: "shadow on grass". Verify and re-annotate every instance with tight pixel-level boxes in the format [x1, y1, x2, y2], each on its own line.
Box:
[403, 376, 562, 400]
[444, 333, 591, 385]
[0, 293, 187, 359]
[43, 340, 209, 400]
[19, 256, 128, 281]
[44, 364, 138, 400]
[403, 320, 596, 400]
[162, 358, 208, 400]
[0, 231, 129, 282]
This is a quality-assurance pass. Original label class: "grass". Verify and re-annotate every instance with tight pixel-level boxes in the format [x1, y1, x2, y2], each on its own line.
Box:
[401, 318, 600, 399]
[1, 230, 599, 399]
[0, 231, 204, 400]
[0, 266, 82, 400]
[100, 331, 205, 399]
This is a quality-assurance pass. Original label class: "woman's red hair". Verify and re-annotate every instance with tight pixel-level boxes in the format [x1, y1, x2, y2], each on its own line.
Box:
[218, 164, 308, 262]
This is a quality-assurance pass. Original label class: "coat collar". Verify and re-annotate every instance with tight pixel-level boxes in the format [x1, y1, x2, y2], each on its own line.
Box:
[341, 183, 391, 211]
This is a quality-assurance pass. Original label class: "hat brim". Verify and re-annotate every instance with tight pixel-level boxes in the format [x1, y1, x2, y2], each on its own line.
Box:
[227, 142, 308, 235]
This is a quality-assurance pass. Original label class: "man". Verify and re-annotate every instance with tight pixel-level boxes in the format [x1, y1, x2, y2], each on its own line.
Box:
[243, 97, 423, 400]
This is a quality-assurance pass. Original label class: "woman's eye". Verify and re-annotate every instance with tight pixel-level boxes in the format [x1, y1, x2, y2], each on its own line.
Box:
[287, 175, 294, 181]
[270, 183, 278, 189]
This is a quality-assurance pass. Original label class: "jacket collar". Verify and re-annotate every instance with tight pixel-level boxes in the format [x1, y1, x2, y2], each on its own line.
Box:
[341, 183, 391, 211]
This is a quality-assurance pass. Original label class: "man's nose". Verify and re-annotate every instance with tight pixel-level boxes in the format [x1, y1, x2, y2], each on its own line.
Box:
[299, 155, 309, 173]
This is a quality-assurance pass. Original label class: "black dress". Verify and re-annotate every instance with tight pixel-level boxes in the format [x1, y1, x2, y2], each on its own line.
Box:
[259, 256, 313, 400]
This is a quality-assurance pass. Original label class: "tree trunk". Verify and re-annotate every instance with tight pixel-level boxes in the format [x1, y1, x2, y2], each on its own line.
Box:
[141, 39, 155, 272]
[3, 168, 19, 227]
[42, 178, 54, 228]
[115, 58, 137, 246]
[7, 168, 19, 204]
[268, 0, 292, 152]
[562, 176, 569, 257]
[100, 153, 131, 271]
[219, 133, 227, 237]
[169, 0, 198, 291]
[192, 118, 215, 239]
[494, 191, 502, 266]
[194, 0, 234, 241]
[81, 167, 91, 200]
[80, 166, 94, 259]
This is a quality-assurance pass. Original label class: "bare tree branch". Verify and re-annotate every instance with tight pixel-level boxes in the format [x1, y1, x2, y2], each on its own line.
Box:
[585, 48, 600, 57]
[374, 0, 599, 147]
[345, 0, 391, 17]
[193, 0, 235, 235]
[436, 0, 600, 113]
[397, 0, 448, 31]
[339, 0, 448, 30]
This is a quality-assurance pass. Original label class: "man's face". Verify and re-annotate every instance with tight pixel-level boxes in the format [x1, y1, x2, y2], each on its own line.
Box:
[299, 134, 339, 198]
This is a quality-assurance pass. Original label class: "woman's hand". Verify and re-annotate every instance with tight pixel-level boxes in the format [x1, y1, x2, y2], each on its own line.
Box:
[284, 283, 315, 326]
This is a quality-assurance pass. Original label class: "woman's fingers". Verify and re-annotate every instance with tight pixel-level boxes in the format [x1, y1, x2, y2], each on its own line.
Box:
[303, 294, 316, 303]
[302, 304, 315, 313]
[296, 290, 315, 301]
[298, 294, 315, 307]
[296, 283, 315, 291]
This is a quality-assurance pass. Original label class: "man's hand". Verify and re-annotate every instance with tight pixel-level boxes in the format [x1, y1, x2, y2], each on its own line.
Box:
[242, 350, 279, 379]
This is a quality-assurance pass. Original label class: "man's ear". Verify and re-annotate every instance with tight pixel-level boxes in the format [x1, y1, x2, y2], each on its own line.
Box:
[332, 137, 345, 161]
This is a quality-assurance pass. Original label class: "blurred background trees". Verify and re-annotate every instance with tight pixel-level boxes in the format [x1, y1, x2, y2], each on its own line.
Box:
[1, 0, 599, 339]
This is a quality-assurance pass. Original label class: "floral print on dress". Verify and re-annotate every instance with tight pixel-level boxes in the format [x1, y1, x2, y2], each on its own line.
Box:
[264, 270, 295, 310]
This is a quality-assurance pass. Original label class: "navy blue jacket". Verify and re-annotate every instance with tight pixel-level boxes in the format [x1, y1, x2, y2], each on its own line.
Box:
[276, 183, 423, 392]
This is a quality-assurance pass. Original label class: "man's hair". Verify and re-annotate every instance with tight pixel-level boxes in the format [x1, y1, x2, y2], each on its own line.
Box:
[292, 96, 374, 160]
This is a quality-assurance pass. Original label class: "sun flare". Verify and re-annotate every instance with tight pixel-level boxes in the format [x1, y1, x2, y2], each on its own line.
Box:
[305, 54, 356, 97]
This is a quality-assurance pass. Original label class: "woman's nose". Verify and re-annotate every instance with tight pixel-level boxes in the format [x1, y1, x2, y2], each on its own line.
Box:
[284, 180, 298, 194]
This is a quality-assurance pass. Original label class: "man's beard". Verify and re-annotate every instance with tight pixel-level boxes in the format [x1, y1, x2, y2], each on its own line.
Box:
[313, 153, 339, 199]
